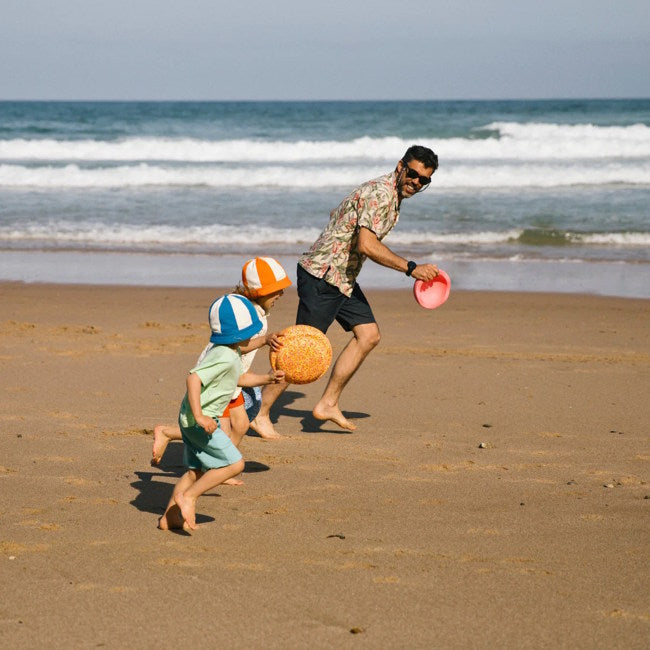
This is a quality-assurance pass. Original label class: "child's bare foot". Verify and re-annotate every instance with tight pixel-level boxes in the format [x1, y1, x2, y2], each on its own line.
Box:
[223, 476, 244, 486]
[312, 402, 357, 431]
[174, 492, 197, 530]
[158, 505, 184, 530]
[249, 415, 282, 440]
[151, 425, 171, 466]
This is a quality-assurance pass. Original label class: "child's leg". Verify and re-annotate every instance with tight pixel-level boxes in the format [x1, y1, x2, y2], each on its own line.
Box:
[175, 459, 245, 530]
[227, 405, 250, 447]
[158, 469, 199, 530]
[152, 424, 182, 466]
[219, 406, 248, 485]
[219, 417, 232, 436]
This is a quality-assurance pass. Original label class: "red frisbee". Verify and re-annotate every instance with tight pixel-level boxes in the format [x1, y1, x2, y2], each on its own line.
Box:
[413, 270, 451, 309]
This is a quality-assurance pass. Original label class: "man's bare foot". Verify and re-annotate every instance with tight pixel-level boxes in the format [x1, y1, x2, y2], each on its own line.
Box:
[151, 425, 171, 466]
[312, 403, 357, 431]
[158, 506, 184, 530]
[249, 415, 282, 440]
[223, 476, 244, 486]
[174, 492, 197, 530]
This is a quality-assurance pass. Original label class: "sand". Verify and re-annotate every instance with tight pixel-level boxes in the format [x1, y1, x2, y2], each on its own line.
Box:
[0, 281, 648, 648]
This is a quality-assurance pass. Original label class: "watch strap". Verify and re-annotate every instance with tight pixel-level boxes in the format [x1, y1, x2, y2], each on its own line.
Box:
[405, 260, 417, 276]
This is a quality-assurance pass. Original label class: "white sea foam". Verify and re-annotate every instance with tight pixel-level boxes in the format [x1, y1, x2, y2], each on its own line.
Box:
[437, 161, 650, 188]
[387, 230, 523, 245]
[0, 221, 323, 248]
[0, 163, 375, 188]
[576, 232, 650, 246]
[1, 122, 649, 163]
[2, 121, 648, 191]
[0, 136, 404, 162]
[1, 159, 647, 189]
[3, 221, 648, 251]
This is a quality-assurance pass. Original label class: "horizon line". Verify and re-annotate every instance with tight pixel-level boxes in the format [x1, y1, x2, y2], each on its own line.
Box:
[1, 96, 649, 104]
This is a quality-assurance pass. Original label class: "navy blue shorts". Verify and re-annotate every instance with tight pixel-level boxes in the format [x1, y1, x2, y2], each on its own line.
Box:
[295, 264, 376, 334]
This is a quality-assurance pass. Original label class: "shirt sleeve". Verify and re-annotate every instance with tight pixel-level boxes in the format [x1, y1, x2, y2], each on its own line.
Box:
[191, 349, 237, 387]
[355, 184, 391, 235]
[192, 361, 222, 388]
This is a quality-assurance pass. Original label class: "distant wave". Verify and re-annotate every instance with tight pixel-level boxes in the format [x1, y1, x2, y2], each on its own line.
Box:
[389, 229, 650, 247]
[0, 222, 323, 249]
[1, 160, 648, 189]
[513, 228, 650, 247]
[478, 122, 650, 159]
[1, 122, 649, 163]
[2, 221, 648, 251]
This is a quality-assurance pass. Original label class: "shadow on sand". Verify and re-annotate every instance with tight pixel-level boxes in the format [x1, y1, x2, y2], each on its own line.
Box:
[131, 446, 270, 534]
[246, 389, 369, 436]
[133, 389, 366, 529]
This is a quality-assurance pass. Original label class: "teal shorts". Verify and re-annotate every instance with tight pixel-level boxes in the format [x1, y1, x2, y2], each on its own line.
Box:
[180, 420, 243, 471]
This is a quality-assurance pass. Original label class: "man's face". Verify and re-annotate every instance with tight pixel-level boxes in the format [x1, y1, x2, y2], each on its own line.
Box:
[397, 159, 434, 199]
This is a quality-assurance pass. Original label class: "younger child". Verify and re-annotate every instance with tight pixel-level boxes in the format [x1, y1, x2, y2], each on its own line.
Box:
[152, 257, 291, 469]
[158, 293, 285, 531]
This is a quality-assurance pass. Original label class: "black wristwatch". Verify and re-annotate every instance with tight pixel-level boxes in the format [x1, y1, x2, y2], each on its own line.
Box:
[405, 260, 417, 277]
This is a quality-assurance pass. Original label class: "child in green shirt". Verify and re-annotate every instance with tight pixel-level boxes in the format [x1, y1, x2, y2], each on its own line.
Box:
[159, 293, 284, 531]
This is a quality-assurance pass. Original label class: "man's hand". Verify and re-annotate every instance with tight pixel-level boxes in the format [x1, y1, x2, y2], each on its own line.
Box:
[411, 264, 439, 282]
[196, 414, 217, 434]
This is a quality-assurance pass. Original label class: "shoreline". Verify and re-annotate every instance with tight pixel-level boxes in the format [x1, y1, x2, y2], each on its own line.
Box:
[2, 249, 649, 298]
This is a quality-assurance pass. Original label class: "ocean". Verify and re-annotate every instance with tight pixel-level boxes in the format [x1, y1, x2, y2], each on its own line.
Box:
[1, 99, 649, 297]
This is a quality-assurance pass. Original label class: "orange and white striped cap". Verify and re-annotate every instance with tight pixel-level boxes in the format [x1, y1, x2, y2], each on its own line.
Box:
[242, 257, 291, 298]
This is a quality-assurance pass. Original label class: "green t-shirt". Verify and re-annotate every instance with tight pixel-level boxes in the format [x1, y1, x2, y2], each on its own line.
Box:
[178, 345, 241, 428]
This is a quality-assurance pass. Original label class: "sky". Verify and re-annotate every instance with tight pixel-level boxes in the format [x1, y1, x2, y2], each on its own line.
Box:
[1, 1, 649, 101]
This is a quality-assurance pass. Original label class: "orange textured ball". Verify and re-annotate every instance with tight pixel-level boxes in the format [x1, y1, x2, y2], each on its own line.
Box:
[270, 325, 332, 384]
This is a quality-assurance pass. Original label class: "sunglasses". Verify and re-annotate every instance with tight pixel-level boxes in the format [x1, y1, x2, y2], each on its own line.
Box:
[403, 164, 432, 186]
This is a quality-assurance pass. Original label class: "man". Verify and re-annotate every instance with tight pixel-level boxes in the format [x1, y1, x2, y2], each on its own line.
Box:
[250, 145, 440, 438]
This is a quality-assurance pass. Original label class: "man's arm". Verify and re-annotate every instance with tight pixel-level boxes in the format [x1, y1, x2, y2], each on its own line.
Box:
[357, 226, 439, 281]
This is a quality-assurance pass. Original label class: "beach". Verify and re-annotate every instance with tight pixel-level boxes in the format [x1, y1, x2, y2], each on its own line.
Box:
[1, 281, 648, 648]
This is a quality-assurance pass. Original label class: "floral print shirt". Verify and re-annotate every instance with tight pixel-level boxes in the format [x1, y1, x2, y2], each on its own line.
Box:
[298, 172, 400, 296]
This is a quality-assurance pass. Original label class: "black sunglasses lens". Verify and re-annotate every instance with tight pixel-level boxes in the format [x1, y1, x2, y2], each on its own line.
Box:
[405, 167, 431, 185]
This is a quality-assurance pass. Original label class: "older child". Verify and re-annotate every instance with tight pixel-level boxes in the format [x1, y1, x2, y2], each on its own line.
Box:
[158, 293, 285, 531]
[152, 257, 291, 469]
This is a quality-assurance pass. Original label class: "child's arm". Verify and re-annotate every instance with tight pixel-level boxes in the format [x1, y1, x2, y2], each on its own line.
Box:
[238, 369, 285, 387]
[239, 331, 285, 354]
[186, 372, 217, 434]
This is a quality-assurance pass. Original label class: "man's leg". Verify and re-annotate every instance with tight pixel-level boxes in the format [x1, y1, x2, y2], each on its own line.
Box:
[312, 322, 380, 430]
[249, 380, 288, 440]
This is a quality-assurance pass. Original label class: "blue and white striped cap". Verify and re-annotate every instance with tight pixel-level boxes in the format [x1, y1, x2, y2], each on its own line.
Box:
[208, 294, 263, 344]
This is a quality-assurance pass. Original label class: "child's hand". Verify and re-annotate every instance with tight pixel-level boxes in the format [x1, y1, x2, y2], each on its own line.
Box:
[196, 414, 217, 434]
[266, 332, 285, 352]
[268, 369, 285, 383]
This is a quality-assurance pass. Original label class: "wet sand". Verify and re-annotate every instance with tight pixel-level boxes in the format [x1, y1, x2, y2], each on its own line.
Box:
[0, 282, 648, 648]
